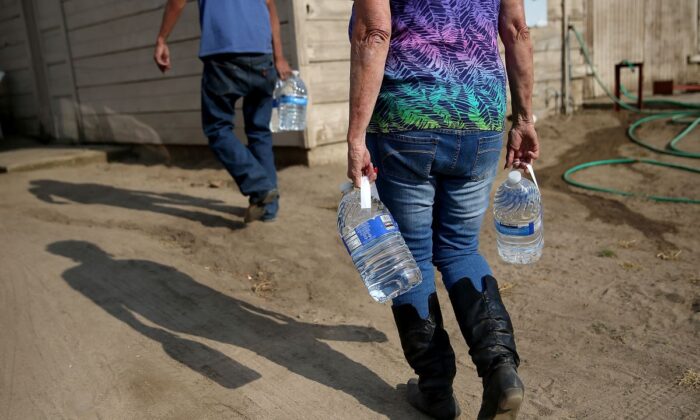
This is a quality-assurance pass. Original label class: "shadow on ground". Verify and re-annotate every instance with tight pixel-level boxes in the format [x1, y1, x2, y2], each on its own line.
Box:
[47, 240, 418, 419]
[29, 180, 246, 229]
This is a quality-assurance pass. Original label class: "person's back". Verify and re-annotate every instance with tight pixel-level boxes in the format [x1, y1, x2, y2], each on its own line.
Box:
[154, 0, 293, 223]
[373, 0, 506, 133]
[347, 0, 540, 418]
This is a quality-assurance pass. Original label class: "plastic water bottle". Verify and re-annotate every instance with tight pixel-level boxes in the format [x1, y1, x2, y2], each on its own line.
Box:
[493, 169, 544, 264]
[338, 177, 422, 303]
[270, 79, 283, 133]
[278, 70, 307, 131]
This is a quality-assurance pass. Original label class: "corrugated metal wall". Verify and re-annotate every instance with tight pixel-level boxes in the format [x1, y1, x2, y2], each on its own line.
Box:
[586, 0, 699, 97]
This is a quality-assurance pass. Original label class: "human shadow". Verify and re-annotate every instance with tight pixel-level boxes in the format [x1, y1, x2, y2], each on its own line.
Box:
[48, 240, 417, 418]
[29, 180, 245, 229]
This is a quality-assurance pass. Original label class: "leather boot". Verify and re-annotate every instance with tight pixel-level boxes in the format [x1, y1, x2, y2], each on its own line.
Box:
[448, 276, 524, 420]
[392, 293, 461, 420]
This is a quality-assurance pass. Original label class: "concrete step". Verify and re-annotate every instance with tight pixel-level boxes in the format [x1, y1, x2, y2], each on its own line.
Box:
[0, 144, 130, 173]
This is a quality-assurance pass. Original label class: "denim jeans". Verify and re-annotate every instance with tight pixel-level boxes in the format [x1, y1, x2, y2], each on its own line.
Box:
[366, 130, 503, 319]
[201, 53, 278, 218]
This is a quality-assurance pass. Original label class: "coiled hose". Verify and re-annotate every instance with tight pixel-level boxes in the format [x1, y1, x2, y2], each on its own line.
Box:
[562, 27, 700, 204]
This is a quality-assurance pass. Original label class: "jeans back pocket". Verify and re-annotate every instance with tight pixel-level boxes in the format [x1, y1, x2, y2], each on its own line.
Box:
[369, 132, 438, 182]
[471, 132, 503, 181]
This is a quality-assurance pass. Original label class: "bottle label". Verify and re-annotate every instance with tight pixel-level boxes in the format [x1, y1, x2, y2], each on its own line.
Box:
[342, 214, 398, 254]
[495, 221, 535, 236]
[272, 98, 279, 108]
[279, 95, 308, 106]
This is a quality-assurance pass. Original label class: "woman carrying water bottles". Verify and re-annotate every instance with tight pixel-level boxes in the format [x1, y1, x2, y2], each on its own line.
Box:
[347, 1, 540, 419]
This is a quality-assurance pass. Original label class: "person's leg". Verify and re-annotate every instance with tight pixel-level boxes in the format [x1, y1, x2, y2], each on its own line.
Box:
[433, 131, 523, 419]
[243, 54, 278, 220]
[201, 56, 275, 203]
[366, 131, 460, 419]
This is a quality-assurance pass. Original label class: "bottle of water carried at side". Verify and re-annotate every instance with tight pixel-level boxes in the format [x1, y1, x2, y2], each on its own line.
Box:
[493, 167, 544, 264]
[270, 79, 283, 133]
[278, 70, 308, 131]
[338, 177, 422, 303]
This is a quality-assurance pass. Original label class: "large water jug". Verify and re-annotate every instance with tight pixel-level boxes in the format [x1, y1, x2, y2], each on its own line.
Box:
[493, 168, 544, 264]
[278, 71, 307, 131]
[270, 79, 283, 133]
[338, 177, 422, 302]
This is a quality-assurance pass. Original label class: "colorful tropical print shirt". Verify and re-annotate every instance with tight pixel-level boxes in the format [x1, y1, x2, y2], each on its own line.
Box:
[352, 0, 506, 133]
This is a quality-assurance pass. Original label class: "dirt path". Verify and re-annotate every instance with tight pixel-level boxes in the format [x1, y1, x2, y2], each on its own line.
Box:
[0, 111, 698, 419]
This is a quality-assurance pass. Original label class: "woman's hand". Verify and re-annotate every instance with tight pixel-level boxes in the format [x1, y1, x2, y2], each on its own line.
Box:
[347, 141, 377, 187]
[506, 122, 540, 170]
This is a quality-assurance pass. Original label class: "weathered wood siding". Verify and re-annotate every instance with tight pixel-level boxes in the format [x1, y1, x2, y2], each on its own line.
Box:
[585, 0, 699, 97]
[0, 0, 303, 146]
[0, 0, 40, 135]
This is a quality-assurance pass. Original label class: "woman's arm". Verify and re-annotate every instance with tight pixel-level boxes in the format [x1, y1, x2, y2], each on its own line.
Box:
[499, 0, 540, 169]
[346, 0, 391, 186]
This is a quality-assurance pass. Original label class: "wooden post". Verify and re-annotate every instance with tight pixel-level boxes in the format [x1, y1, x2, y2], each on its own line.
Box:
[20, 0, 54, 138]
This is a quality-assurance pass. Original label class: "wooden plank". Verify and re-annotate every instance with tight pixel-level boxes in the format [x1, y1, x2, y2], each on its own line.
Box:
[305, 0, 353, 21]
[78, 75, 201, 114]
[0, 0, 20, 22]
[3, 68, 34, 95]
[306, 101, 348, 147]
[68, 3, 200, 59]
[36, 0, 62, 31]
[0, 42, 29, 71]
[0, 15, 26, 45]
[79, 110, 303, 147]
[305, 61, 349, 104]
[63, 0, 167, 30]
[306, 20, 350, 62]
[46, 62, 73, 96]
[41, 27, 68, 65]
[73, 39, 202, 87]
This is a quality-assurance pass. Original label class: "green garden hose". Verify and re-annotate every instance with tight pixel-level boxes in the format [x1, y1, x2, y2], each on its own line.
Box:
[562, 27, 700, 203]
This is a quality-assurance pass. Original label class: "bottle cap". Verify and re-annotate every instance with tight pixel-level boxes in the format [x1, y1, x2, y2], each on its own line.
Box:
[507, 170, 522, 185]
[292, 70, 300, 77]
[339, 181, 354, 193]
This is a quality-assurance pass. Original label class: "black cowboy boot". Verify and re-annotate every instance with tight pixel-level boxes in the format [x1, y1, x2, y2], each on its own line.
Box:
[392, 293, 461, 420]
[448, 276, 524, 420]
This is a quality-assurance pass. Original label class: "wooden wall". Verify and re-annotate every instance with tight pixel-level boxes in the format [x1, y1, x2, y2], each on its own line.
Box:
[0, 0, 303, 147]
[585, 0, 699, 96]
[0, 0, 40, 136]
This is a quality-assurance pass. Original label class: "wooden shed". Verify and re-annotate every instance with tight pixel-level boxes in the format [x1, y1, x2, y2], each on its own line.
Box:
[1, 0, 699, 165]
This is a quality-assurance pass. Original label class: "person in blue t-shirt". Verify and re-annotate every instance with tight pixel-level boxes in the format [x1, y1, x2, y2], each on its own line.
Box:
[154, 0, 293, 223]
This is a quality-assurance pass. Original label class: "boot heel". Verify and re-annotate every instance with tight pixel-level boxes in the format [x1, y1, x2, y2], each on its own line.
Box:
[494, 388, 523, 419]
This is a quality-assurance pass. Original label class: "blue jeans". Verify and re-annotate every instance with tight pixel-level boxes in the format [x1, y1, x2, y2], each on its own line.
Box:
[201, 53, 278, 218]
[366, 130, 503, 319]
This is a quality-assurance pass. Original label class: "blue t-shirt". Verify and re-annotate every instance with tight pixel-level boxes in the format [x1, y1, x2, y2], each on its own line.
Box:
[198, 0, 272, 57]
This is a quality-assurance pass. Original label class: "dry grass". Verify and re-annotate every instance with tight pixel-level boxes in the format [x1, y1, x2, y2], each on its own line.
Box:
[498, 282, 515, 293]
[619, 261, 642, 271]
[248, 269, 277, 297]
[677, 369, 700, 390]
[617, 239, 638, 249]
[656, 250, 682, 261]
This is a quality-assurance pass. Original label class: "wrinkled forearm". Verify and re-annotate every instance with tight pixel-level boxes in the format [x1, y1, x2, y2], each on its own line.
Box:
[500, 10, 534, 125]
[157, 0, 187, 42]
[347, 2, 391, 146]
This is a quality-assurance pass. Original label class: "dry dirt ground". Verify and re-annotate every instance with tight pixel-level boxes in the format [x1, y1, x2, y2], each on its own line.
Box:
[0, 110, 698, 419]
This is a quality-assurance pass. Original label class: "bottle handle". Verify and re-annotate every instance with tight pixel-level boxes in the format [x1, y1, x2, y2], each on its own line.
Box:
[525, 163, 540, 191]
[360, 176, 372, 209]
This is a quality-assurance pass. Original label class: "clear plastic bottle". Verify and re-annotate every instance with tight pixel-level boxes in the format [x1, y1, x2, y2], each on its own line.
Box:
[278, 70, 307, 131]
[337, 178, 422, 303]
[493, 170, 544, 264]
[270, 79, 283, 133]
